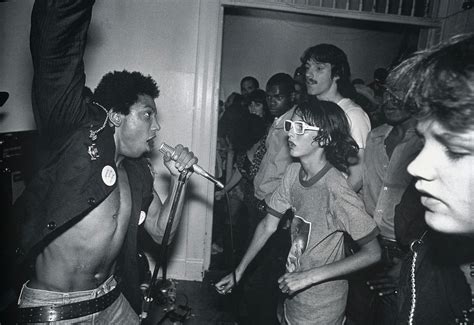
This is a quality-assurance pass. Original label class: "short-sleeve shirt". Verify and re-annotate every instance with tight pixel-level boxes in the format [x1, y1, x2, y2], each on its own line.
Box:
[337, 98, 371, 149]
[253, 107, 295, 201]
[267, 162, 379, 324]
[362, 123, 422, 239]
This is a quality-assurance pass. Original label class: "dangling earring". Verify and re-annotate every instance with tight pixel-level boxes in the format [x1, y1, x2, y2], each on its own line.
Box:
[318, 138, 329, 147]
[318, 132, 331, 147]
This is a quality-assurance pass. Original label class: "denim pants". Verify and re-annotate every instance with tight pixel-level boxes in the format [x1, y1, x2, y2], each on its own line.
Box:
[17, 276, 139, 324]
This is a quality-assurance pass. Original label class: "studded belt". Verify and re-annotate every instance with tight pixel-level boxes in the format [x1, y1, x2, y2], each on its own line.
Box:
[17, 284, 121, 323]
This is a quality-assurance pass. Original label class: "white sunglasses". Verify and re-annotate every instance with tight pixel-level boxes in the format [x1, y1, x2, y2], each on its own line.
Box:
[284, 120, 320, 135]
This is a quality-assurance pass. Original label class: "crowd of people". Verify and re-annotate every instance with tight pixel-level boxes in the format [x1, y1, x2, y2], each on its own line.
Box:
[214, 34, 474, 325]
[0, 1, 472, 324]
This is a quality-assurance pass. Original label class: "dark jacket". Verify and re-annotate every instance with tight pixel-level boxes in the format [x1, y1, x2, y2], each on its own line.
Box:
[397, 232, 473, 325]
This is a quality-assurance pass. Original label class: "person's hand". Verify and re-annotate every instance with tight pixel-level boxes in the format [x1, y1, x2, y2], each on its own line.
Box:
[278, 270, 313, 295]
[162, 144, 198, 177]
[367, 257, 402, 296]
[215, 273, 238, 295]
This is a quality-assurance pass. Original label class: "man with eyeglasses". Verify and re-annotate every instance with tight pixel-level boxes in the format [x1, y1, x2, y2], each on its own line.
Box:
[346, 87, 423, 325]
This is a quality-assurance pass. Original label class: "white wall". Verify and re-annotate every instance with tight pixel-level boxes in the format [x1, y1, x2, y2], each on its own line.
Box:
[220, 9, 406, 99]
[0, 1, 35, 133]
[0, 0, 222, 281]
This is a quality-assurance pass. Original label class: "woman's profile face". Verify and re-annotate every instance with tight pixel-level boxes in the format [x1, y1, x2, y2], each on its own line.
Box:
[407, 119, 474, 236]
[249, 101, 264, 117]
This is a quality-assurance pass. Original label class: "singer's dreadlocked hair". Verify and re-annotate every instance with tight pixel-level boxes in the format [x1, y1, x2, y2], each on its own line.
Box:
[93, 70, 159, 115]
[386, 33, 474, 133]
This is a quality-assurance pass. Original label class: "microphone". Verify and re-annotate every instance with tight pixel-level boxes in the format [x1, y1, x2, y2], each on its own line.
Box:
[159, 142, 224, 189]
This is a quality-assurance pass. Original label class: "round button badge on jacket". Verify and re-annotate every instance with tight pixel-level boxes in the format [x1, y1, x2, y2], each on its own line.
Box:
[101, 165, 116, 186]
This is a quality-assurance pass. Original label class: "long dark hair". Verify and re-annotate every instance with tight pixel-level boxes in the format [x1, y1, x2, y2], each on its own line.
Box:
[295, 98, 359, 173]
[248, 89, 273, 125]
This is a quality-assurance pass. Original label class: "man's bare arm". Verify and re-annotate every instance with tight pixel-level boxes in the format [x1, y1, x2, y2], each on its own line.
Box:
[144, 145, 197, 244]
[144, 175, 187, 245]
[347, 148, 364, 192]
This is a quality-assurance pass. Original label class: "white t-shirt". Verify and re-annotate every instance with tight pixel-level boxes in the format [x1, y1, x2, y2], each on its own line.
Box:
[337, 98, 371, 149]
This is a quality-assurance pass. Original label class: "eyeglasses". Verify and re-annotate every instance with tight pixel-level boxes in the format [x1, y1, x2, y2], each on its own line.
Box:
[284, 120, 320, 135]
[381, 85, 403, 102]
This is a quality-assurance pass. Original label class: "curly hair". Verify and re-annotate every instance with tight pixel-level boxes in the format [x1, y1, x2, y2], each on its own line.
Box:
[295, 98, 359, 173]
[241, 76, 260, 89]
[386, 33, 474, 133]
[266, 72, 295, 95]
[93, 70, 159, 115]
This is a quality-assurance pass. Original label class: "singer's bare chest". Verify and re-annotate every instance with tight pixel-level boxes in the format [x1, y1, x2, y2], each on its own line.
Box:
[47, 166, 134, 266]
[77, 166, 133, 236]
[103, 166, 132, 227]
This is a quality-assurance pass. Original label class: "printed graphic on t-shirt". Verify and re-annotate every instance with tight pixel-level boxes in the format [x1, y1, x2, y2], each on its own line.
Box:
[286, 215, 311, 272]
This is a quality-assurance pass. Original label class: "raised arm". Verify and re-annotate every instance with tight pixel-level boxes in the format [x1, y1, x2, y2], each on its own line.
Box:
[30, 0, 94, 139]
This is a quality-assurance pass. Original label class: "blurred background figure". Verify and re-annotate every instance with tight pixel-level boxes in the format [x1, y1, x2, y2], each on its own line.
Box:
[353, 84, 384, 128]
[213, 91, 249, 257]
[368, 67, 389, 102]
[293, 66, 307, 104]
[347, 86, 422, 325]
[351, 78, 365, 86]
[216, 89, 273, 244]
[240, 76, 260, 99]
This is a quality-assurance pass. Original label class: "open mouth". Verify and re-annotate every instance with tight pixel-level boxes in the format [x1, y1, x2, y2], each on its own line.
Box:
[306, 78, 317, 86]
[147, 135, 156, 148]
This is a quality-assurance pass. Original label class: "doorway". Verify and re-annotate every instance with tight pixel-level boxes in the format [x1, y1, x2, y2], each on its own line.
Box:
[209, 4, 420, 271]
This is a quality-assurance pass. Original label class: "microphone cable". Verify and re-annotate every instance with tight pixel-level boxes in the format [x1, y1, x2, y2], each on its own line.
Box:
[223, 191, 238, 290]
[217, 190, 239, 320]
